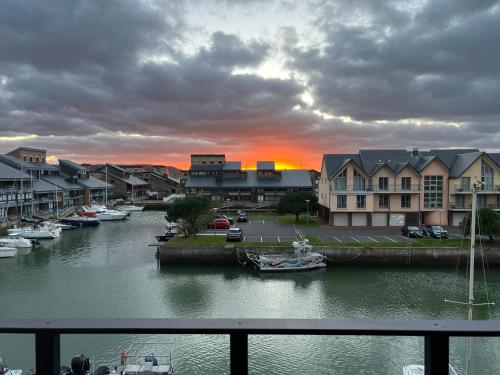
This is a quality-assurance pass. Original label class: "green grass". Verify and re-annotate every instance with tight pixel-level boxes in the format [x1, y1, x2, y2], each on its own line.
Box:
[167, 234, 463, 248]
[247, 213, 321, 227]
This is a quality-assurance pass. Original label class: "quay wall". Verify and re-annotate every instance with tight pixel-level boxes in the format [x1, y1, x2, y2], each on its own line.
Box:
[158, 245, 500, 267]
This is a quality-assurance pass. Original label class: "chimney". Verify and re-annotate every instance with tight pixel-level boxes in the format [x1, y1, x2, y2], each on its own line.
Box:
[412, 148, 419, 157]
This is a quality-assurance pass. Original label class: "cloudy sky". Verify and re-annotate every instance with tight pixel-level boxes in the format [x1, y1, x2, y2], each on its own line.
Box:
[1, 0, 499, 169]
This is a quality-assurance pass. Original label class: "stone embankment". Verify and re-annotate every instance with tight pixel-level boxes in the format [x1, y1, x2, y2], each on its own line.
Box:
[158, 244, 500, 267]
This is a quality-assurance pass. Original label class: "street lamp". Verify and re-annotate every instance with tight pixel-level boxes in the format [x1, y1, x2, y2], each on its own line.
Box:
[226, 198, 231, 218]
[213, 207, 218, 235]
[305, 199, 310, 224]
[439, 208, 443, 241]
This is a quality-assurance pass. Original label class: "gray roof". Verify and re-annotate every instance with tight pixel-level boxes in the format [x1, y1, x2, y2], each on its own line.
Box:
[359, 150, 412, 175]
[223, 161, 242, 170]
[322, 154, 361, 178]
[0, 163, 32, 180]
[420, 149, 479, 168]
[9, 146, 47, 153]
[186, 170, 312, 189]
[150, 171, 180, 184]
[0, 154, 36, 170]
[117, 175, 149, 187]
[490, 153, 500, 166]
[257, 161, 275, 170]
[41, 175, 84, 191]
[33, 179, 57, 193]
[59, 159, 87, 172]
[448, 152, 483, 178]
[78, 176, 113, 189]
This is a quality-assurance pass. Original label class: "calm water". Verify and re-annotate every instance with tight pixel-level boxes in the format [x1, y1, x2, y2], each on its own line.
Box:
[0, 211, 499, 374]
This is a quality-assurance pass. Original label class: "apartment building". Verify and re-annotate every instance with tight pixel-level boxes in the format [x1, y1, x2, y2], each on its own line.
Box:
[186, 155, 312, 204]
[90, 164, 149, 200]
[319, 149, 500, 227]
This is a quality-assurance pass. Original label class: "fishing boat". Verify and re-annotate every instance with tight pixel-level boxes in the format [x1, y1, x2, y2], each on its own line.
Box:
[0, 235, 34, 248]
[60, 211, 101, 227]
[119, 340, 175, 375]
[0, 247, 17, 258]
[81, 205, 128, 221]
[403, 182, 494, 375]
[246, 234, 326, 272]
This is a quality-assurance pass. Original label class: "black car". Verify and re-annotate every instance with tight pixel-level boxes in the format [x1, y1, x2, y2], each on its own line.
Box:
[236, 213, 248, 222]
[423, 225, 448, 239]
[401, 225, 423, 238]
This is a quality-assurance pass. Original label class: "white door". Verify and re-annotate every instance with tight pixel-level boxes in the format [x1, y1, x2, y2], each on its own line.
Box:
[452, 212, 466, 227]
[389, 213, 405, 226]
[352, 213, 367, 226]
[372, 213, 387, 226]
[333, 213, 349, 226]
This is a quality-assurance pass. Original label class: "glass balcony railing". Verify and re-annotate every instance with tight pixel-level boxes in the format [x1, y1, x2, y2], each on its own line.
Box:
[331, 185, 421, 192]
[454, 184, 500, 193]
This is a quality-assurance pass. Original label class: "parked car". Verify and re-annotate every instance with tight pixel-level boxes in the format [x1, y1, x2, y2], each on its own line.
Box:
[237, 213, 248, 222]
[401, 225, 424, 238]
[226, 227, 244, 242]
[215, 214, 235, 224]
[423, 225, 448, 239]
[207, 218, 230, 229]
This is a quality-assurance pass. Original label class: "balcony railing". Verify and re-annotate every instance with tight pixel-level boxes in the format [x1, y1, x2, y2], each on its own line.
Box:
[331, 185, 421, 193]
[454, 184, 500, 193]
[450, 203, 500, 210]
[1, 318, 500, 375]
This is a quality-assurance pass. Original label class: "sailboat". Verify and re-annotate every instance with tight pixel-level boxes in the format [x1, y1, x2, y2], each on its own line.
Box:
[119, 172, 144, 212]
[403, 182, 494, 375]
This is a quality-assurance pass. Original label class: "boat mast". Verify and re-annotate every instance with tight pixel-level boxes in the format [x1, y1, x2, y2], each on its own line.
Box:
[105, 164, 108, 205]
[19, 165, 24, 220]
[55, 182, 59, 219]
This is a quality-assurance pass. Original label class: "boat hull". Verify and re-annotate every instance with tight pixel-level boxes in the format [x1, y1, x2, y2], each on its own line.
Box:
[0, 247, 17, 258]
[97, 213, 128, 221]
[0, 237, 33, 248]
[7, 227, 60, 239]
[120, 205, 144, 211]
[60, 218, 101, 227]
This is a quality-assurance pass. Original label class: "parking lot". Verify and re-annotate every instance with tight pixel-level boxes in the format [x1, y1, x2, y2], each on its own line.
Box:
[199, 217, 464, 244]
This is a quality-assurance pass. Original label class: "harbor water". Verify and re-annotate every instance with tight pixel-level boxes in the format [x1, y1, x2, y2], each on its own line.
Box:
[1, 211, 499, 374]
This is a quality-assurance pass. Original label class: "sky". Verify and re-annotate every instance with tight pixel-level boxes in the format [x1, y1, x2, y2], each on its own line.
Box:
[1, 0, 499, 170]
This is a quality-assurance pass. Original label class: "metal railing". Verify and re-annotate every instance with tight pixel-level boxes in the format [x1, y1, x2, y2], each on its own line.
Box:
[2, 318, 500, 375]
[331, 185, 421, 193]
[450, 203, 500, 210]
[454, 184, 500, 193]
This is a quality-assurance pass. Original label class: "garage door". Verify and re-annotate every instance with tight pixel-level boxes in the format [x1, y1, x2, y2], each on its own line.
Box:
[372, 213, 387, 226]
[452, 212, 466, 227]
[389, 213, 405, 226]
[333, 213, 349, 226]
[352, 213, 368, 226]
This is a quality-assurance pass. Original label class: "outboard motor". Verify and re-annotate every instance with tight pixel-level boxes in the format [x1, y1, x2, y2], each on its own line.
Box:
[144, 354, 158, 366]
[71, 354, 91, 375]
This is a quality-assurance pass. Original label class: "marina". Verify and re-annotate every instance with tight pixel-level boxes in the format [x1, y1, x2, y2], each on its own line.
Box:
[1, 211, 500, 374]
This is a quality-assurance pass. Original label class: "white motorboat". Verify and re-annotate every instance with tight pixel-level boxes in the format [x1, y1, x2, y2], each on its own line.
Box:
[246, 234, 326, 272]
[119, 340, 175, 375]
[0, 352, 22, 374]
[0, 247, 17, 258]
[119, 204, 144, 212]
[403, 363, 458, 375]
[7, 222, 61, 239]
[0, 235, 33, 248]
[81, 206, 128, 221]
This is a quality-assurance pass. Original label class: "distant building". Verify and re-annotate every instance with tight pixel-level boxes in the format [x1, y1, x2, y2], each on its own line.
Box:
[186, 154, 312, 205]
[90, 164, 149, 200]
[319, 148, 500, 227]
[8, 147, 48, 163]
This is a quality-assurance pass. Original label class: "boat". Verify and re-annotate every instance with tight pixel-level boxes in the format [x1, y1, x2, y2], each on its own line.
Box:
[403, 182, 493, 375]
[0, 247, 17, 258]
[81, 205, 128, 221]
[119, 340, 175, 375]
[246, 234, 326, 272]
[60, 211, 101, 227]
[60, 354, 109, 375]
[0, 235, 34, 248]
[0, 352, 22, 374]
[7, 221, 61, 239]
[118, 204, 144, 212]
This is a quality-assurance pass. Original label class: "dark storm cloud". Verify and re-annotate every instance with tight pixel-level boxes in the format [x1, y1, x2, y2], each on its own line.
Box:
[288, 0, 500, 122]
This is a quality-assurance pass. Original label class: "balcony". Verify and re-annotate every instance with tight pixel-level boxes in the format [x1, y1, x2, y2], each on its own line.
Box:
[331, 185, 421, 193]
[1, 317, 499, 375]
[450, 203, 500, 210]
[454, 184, 500, 193]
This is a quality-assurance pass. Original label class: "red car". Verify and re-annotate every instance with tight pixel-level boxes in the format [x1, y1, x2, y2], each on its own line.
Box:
[207, 218, 230, 229]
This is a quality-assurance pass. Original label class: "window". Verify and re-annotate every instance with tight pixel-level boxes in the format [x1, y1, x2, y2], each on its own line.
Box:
[424, 176, 443, 191]
[356, 195, 365, 209]
[401, 194, 411, 208]
[455, 195, 465, 208]
[23, 155, 27, 161]
[201, 161, 206, 164]
[210, 161, 214, 164]
[337, 195, 347, 209]
[424, 193, 442, 208]
[481, 160, 494, 191]
[35, 156, 39, 162]
[460, 177, 470, 191]
[29, 157, 33, 162]
[334, 169, 347, 191]
[379, 177, 388, 191]
[401, 177, 411, 191]
[353, 169, 365, 191]
[379, 194, 389, 208]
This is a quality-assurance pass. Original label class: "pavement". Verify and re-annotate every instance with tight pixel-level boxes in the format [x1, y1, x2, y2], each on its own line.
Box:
[199, 217, 464, 244]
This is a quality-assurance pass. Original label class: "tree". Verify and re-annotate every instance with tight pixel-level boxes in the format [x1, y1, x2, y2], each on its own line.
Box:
[460, 207, 500, 242]
[278, 192, 318, 222]
[166, 197, 212, 237]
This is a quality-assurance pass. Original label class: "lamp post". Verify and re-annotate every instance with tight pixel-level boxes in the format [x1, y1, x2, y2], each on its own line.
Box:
[439, 208, 443, 241]
[305, 199, 310, 224]
[226, 198, 231, 218]
[213, 207, 218, 235]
